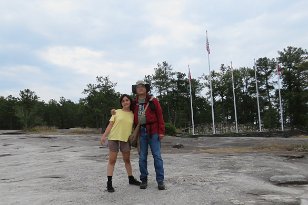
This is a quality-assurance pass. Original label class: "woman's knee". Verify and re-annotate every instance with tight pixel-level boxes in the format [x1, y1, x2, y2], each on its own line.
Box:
[109, 160, 116, 166]
[108, 156, 117, 165]
[123, 158, 131, 164]
[122, 152, 131, 164]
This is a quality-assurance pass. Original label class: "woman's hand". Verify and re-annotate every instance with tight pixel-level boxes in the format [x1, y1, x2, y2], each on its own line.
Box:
[101, 134, 107, 145]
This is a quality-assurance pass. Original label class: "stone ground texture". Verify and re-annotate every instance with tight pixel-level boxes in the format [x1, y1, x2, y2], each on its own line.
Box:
[1, 131, 308, 205]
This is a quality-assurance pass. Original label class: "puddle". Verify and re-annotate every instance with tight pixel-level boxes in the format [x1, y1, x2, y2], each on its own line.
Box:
[0, 154, 12, 157]
[40, 175, 65, 179]
[31, 136, 57, 139]
[3, 144, 13, 146]
[0, 131, 25, 135]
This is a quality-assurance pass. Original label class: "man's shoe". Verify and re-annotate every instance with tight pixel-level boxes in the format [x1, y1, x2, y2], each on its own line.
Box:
[140, 180, 148, 189]
[107, 181, 115, 192]
[158, 182, 165, 190]
[129, 176, 141, 186]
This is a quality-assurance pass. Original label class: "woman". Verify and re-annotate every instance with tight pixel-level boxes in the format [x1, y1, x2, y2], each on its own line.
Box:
[101, 94, 141, 192]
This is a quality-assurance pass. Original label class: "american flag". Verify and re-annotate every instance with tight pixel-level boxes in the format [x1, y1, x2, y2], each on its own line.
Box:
[206, 30, 210, 54]
[277, 64, 283, 76]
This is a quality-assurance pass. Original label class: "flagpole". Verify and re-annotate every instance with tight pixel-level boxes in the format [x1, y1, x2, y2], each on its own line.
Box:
[206, 30, 215, 134]
[231, 61, 238, 133]
[254, 59, 262, 131]
[277, 64, 284, 131]
[188, 65, 195, 135]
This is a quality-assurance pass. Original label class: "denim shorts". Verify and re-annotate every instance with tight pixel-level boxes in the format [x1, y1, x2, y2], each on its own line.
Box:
[108, 140, 130, 152]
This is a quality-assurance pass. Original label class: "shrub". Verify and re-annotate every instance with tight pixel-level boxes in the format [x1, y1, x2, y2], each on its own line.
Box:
[165, 122, 176, 136]
[28, 126, 57, 133]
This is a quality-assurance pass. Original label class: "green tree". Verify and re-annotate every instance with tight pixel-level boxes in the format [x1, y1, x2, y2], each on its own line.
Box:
[151, 61, 176, 122]
[44, 99, 61, 127]
[58, 97, 80, 129]
[237, 67, 257, 126]
[0, 96, 21, 129]
[15, 89, 40, 129]
[255, 57, 277, 129]
[278, 46, 308, 129]
[82, 76, 119, 129]
[169, 71, 190, 127]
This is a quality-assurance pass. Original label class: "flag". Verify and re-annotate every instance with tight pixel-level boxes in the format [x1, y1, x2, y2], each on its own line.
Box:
[206, 30, 210, 54]
[188, 66, 192, 82]
[277, 64, 283, 76]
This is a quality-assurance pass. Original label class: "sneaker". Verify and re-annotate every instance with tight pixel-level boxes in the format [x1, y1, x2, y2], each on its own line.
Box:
[129, 176, 141, 186]
[158, 182, 165, 190]
[107, 181, 115, 192]
[140, 180, 148, 189]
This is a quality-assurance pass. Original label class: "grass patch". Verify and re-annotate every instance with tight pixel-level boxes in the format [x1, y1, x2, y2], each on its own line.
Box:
[201, 147, 256, 154]
[26, 126, 58, 133]
[296, 135, 308, 138]
[67, 127, 100, 134]
[202, 143, 308, 154]
[255, 143, 308, 152]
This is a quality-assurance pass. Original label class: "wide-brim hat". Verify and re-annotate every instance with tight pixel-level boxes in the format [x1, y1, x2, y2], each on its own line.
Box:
[132, 80, 151, 94]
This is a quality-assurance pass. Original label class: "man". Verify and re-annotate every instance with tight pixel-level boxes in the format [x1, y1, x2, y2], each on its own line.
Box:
[132, 80, 166, 190]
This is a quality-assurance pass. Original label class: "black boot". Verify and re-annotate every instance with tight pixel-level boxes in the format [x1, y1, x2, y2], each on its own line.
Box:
[129, 176, 141, 185]
[158, 181, 165, 190]
[107, 176, 115, 192]
[107, 181, 115, 192]
[140, 178, 148, 189]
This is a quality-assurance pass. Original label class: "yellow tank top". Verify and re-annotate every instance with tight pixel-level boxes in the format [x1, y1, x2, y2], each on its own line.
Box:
[108, 109, 134, 142]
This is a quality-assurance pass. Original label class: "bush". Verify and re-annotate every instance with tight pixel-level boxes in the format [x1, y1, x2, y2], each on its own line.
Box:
[165, 122, 176, 136]
[27, 126, 57, 133]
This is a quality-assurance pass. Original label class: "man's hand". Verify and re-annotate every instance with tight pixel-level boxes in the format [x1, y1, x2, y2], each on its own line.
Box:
[159, 134, 164, 140]
[111, 109, 116, 115]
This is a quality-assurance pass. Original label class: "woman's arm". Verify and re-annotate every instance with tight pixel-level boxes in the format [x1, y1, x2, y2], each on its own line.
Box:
[101, 121, 114, 145]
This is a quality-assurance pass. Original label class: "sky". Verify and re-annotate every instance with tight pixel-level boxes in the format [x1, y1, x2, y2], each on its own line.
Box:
[0, 0, 307, 102]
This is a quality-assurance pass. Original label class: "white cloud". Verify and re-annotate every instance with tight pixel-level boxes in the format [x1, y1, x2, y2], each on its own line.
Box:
[37, 45, 154, 92]
[39, 46, 104, 70]
[139, 0, 202, 49]
[38, 0, 80, 14]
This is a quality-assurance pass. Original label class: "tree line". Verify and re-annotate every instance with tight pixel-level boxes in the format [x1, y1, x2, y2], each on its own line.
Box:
[0, 46, 307, 132]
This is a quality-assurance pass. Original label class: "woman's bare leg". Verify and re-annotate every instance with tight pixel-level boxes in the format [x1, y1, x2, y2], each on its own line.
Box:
[122, 151, 132, 176]
[107, 151, 118, 176]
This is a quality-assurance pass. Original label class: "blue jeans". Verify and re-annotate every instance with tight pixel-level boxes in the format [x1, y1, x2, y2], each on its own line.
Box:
[139, 127, 164, 183]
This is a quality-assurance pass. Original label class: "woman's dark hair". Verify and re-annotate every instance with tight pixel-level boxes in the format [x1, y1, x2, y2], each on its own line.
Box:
[119, 94, 133, 111]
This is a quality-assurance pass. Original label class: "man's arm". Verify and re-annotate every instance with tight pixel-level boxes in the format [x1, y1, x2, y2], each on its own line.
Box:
[154, 98, 165, 139]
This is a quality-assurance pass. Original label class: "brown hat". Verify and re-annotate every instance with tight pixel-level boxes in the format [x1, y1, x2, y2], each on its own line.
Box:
[132, 80, 151, 94]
